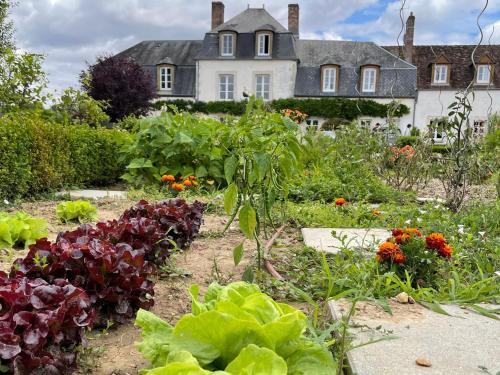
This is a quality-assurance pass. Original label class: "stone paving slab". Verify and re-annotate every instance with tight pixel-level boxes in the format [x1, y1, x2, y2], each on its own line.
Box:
[329, 299, 500, 375]
[56, 190, 127, 200]
[301, 228, 391, 254]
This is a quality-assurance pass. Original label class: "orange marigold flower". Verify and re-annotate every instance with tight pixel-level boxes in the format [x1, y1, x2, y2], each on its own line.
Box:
[393, 252, 406, 264]
[335, 198, 346, 206]
[188, 175, 197, 180]
[395, 233, 411, 244]
[372, 210, 381, 217]
[183, 180, 193, 186]
[161, 174, 175, 183]
[405, 228, 422, 237]
[171, 183, 184, 191]
[426, 233, 447, 250]
[377, 242, 401, 261]
[438, 244, 453, 259]
[392, 228, 404, 237]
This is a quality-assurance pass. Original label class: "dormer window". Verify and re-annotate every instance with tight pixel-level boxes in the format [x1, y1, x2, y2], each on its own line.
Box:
[433, 64, 448, 84]
[321, 65, 339, 92]
[220, 32, 235, 57]
[432, 56, 450, 85]
[256, 32, 272, 56]
[477, 65, 491, 84]
[158, 65, 174, 91]
[361, 66, 378, 93]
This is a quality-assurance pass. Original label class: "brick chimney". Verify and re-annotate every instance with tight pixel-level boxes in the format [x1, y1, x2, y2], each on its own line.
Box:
[288, 4, 299, 37]
[211, 2, 224, 30]
[403, 12, 415, 63]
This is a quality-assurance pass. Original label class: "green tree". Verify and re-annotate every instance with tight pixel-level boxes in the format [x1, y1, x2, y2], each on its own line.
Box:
[51, 87, 110, 126]
[0, 0, 15, 51]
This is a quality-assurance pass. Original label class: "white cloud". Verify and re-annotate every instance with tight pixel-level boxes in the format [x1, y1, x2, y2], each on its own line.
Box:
[9, 0, 500, 93]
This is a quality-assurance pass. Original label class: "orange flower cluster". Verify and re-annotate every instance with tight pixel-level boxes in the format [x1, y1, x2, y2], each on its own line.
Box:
[389, 145, 415, 162]
[335, 198, 346, 206]
[426, 233, 453, 258]
[376, 242, 406, 264]
[391, 227, 422, 244]
[281, 108, 308, 124]
[161, 175, 198, 192]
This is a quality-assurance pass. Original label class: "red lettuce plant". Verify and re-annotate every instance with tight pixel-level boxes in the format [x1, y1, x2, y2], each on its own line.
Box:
[100, 199, 205, 265]
[11, 232, 155, 327]
[0, 272, 94, 374]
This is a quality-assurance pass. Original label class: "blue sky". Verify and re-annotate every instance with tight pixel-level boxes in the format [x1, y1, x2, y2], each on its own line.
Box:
[10, 0, 500, 93]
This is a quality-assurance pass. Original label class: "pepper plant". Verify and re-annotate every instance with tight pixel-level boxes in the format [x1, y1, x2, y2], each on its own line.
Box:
[222, 98, 303, 276]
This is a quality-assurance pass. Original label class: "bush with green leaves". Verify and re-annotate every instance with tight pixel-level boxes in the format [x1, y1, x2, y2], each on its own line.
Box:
[152, 98, 410, 120]
[56, 200, 98, 223]
[121, 111, 229, 186]
[0, 110, 131, 200]
[135, 282, 336, 374]
[0, 211, 48, 249]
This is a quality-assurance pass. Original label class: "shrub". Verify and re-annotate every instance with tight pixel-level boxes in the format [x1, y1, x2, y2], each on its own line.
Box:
[0, 272, 94, 374]
[56, 200, 98, 223]
[0, 211, 48, 249]
[152, 98, 410, 120]
[0, 110, 131, 201]
[395, 135, 418, 147]
[82, 55, 156, 121]
[121, 111, 229, 186]
[135, 282, 337, 374]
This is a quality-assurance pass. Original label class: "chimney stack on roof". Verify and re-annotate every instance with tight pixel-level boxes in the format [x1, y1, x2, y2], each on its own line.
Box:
[288, 4, 300, 38]
[211, 2, 225, 30]
[403, 12, 415, 63]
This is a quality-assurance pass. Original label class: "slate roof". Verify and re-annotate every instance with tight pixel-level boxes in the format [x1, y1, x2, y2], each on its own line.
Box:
[212, 8, 288, 33]
[116, 40, 203, 97]
[295, 40, 417, 98]
[197, 32, 297, 60]
[116, 40, 202, 66]
[383, 45, 500, 90]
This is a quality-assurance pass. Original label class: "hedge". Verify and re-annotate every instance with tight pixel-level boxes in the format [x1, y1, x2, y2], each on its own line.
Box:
[152, 98, 410, 120]
[0, 111, 132, 200]
[395, 136, 418, 147]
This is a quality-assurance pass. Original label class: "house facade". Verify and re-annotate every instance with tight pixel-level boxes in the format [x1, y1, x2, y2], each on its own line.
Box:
[384, 13, 500, 142]
[116, 3, 499, 138]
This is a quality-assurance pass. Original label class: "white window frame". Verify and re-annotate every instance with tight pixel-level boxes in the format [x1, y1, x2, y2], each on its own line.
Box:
[476, 64, 491, 85]
[322, 67, 337, 92]
[159, 66, 173, 90]
[362, 67, 377, 93]
[429, 117, 446, 144]
[433, 64, 448, 84]
[255, 74, 271, 100]
[257, 33, 271, 56]
[221, 33, 234, 57]
[219, 74, 235, 101]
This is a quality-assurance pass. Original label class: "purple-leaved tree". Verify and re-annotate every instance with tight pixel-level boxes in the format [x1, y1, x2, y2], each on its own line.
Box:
[82, 55, 156, 122]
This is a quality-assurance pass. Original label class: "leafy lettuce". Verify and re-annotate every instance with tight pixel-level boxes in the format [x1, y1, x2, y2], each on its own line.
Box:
[56, 200, 98, 223]
[135, 282, 337, 374]
[0, 211, 48, 249]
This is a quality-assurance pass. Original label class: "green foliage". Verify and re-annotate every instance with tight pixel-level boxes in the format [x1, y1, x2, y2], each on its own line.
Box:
[290, 127, 403, 203]
[0, 110, 131, 200]
[0, 211, 48, 249]
[135, 282, 337, 374]
[51, 87, 110, 126]
[56, 200, 98, 223]
[0, 48, 47, 112]
[395, 136, 418, 147]
[221, 99, 303, 268]
[152, 98, 410, 120]
[121, 111, 228, 186]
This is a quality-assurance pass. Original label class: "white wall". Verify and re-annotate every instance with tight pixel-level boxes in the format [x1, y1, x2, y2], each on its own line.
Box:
[197, 60, 297, 102]
[414, 90, 500, 134]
